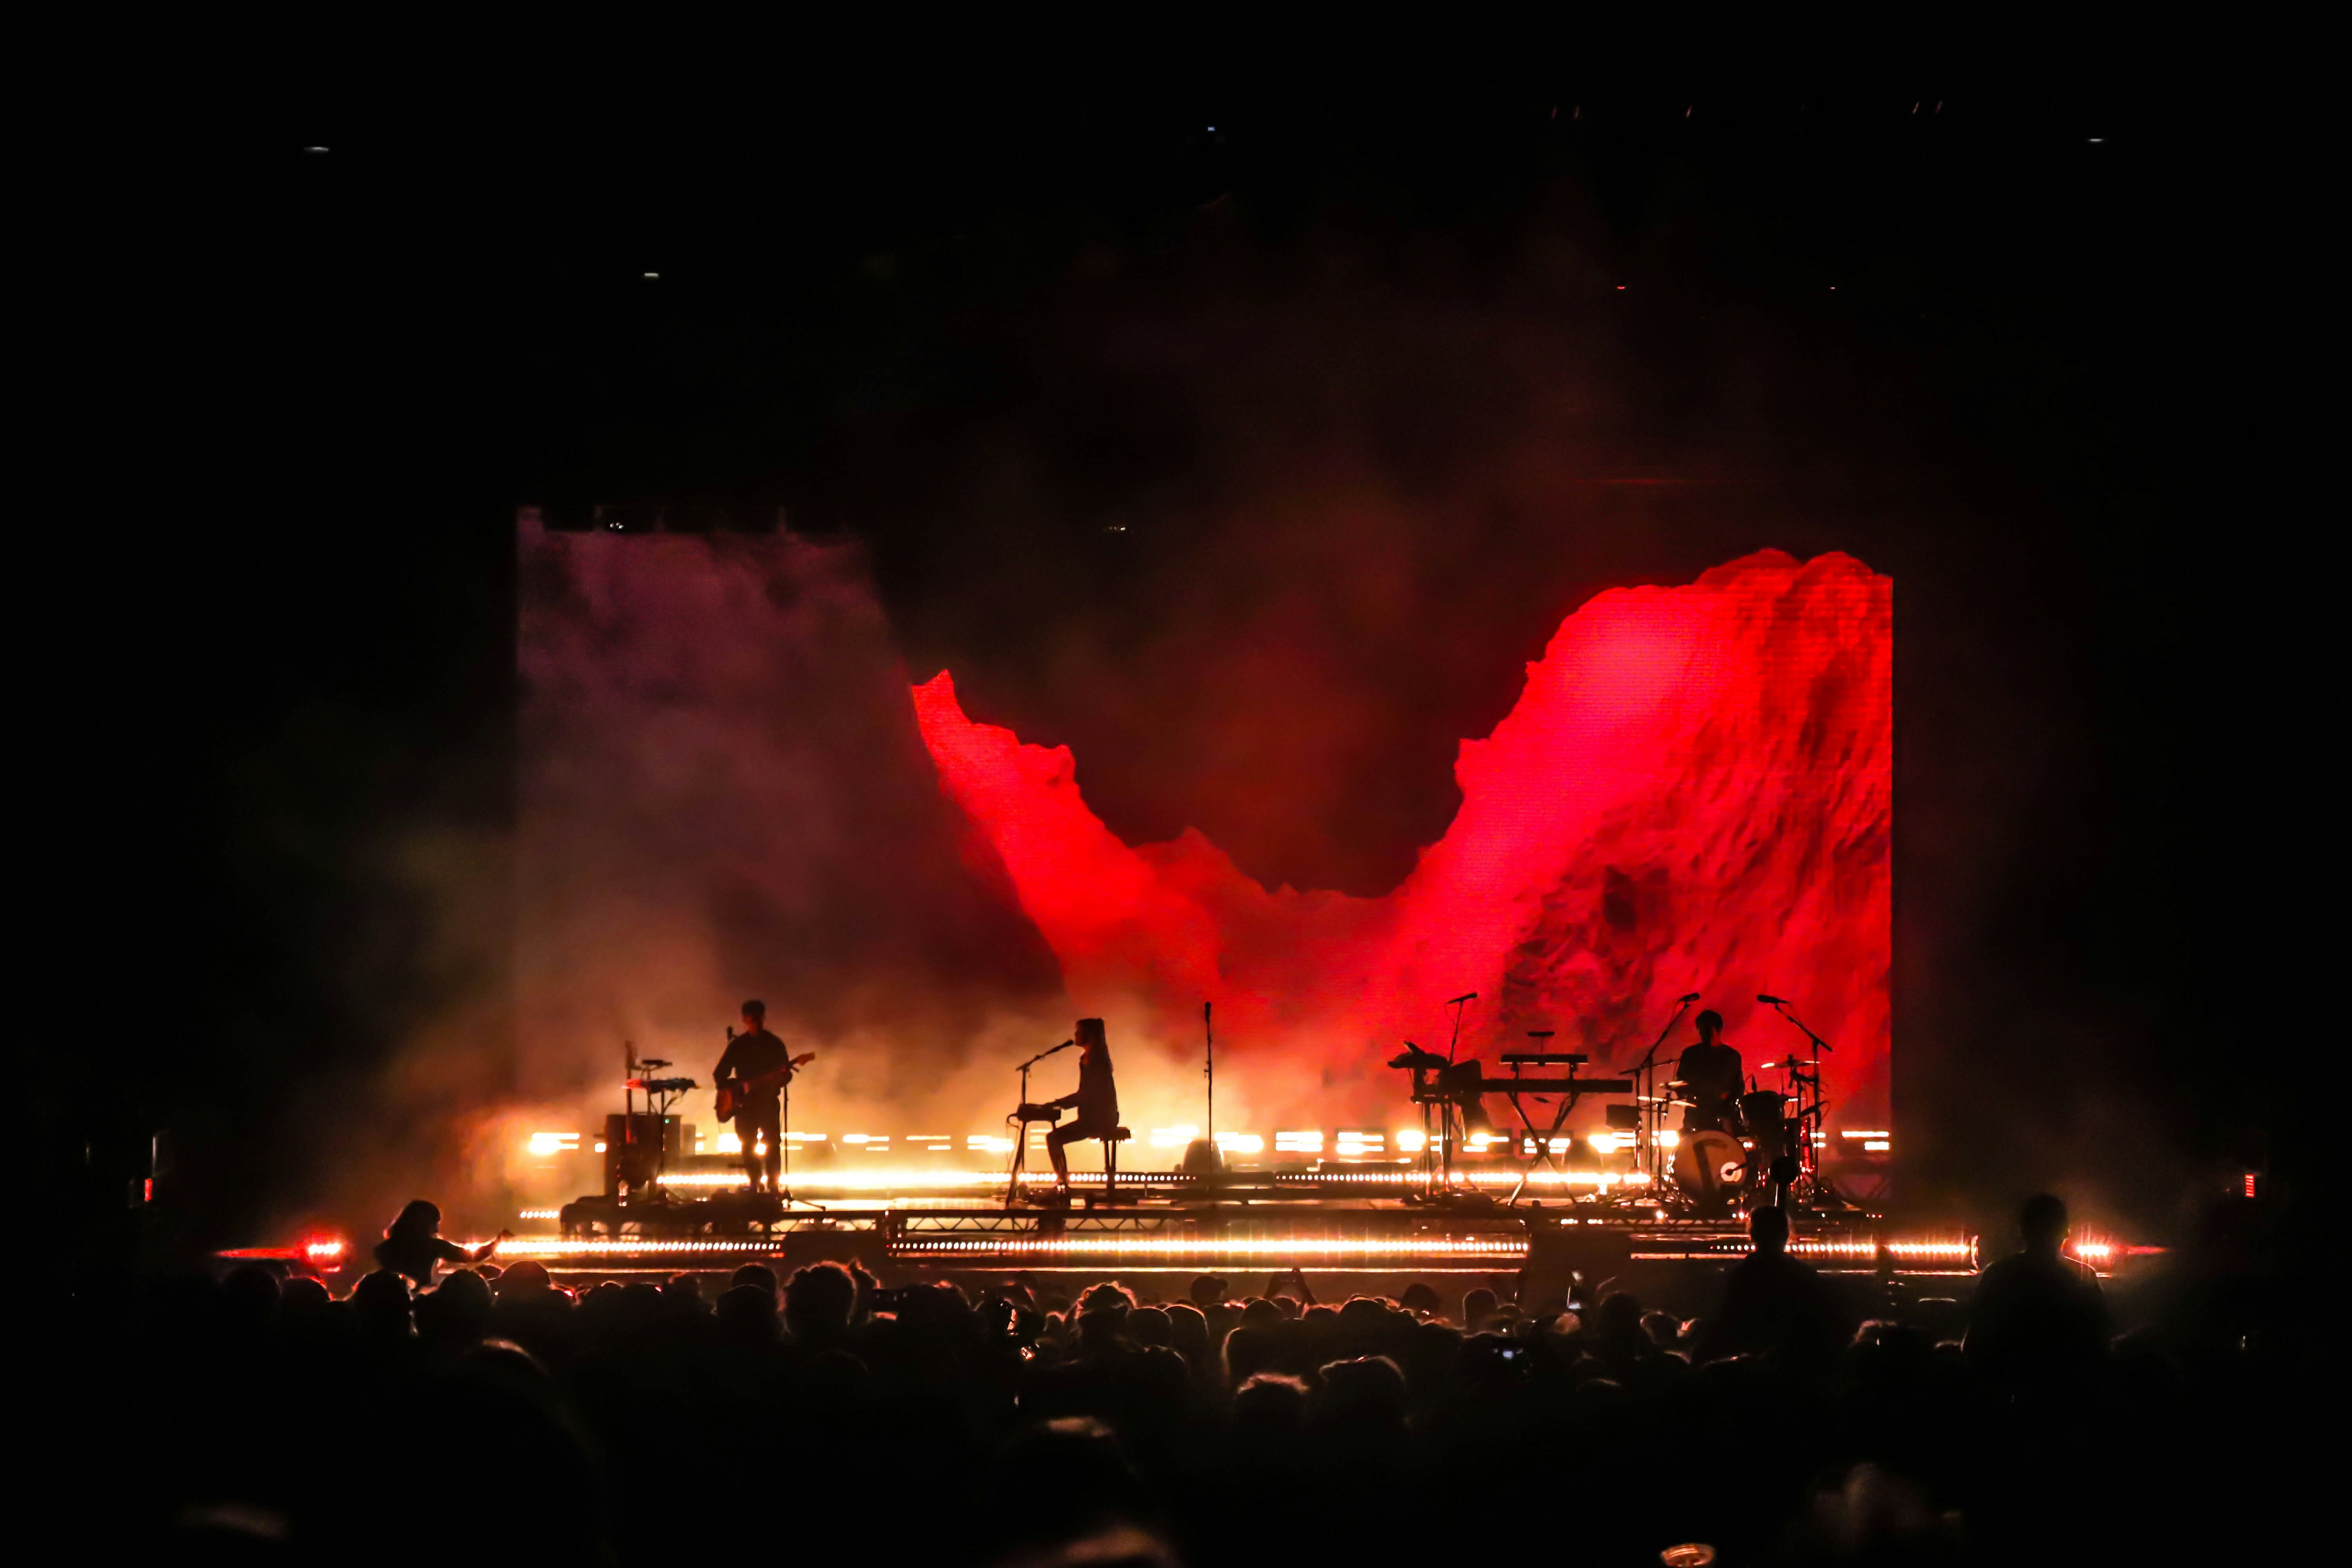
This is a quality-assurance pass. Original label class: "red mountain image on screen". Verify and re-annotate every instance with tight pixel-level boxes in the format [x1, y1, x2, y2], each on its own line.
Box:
[914, 548, 1890, 1130]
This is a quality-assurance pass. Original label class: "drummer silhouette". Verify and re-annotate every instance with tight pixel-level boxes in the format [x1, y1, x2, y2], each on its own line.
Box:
[1677, 1010, 1743, 1134]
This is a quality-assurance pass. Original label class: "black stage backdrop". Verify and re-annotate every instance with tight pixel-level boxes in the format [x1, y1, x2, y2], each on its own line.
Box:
[27, 27, 2323, 1248]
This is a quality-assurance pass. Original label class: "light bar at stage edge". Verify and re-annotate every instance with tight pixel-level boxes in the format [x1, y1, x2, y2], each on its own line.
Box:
[891, 1236, 1531, 1261]
[634, 1166, 1659, 1193]
[536, 1125, 1898, 1165]
[472, 1231, 1991, 1269]
[218, 1238, 350, 1267]
[485, 1236, 825, 1258]
[473, 1234, 1526, 1263]
[1630, 1236, 1979, 1267]
[1285, 1170, 1653, 1189]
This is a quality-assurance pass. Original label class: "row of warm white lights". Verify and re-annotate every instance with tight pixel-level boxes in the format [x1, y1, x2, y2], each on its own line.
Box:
[620, 1167, 1662, 1192]
[684, 1171, 1622, 1190]
[655, 1169, 1006, 1189]
[895, 1236, 1531, 1258]
[531, 1127, 1896, 1159]
[1785, 1240, 1975, 1259]
[492, 1237, 803, 1256]
[482, 1234, 1530, 1259]
[528, 1131, 976, 1157]
[481, 1233, 1976, 1263]
[559, 1134, 1633, 1160]
[1619, 1238, 1975, 1260]
[1277, 1169, 1657, 1188]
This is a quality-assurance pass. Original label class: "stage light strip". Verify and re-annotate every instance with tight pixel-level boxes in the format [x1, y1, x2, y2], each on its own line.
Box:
[2064, 1238, 2165, 1266]
[479, 1235, 1533, 1262]
[483, 1237, 792, 1257]
[1626, 1238, 1977, 1264]
[653, 1169, 1016, 1190]
[890, 1236, 1531, 1259]
[1271, 1169, 1654, 1188]
[635, 1165, 1660, 1193]
[1793, 1240, 1974, 1260]
[219, 1238, 348, 1265]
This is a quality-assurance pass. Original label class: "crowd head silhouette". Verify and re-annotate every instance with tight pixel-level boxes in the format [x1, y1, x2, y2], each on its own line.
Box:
[49, 1189, 2307, 1564]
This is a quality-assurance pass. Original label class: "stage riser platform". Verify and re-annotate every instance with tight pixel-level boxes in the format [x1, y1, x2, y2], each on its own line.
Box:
[505, 1203, 1975, 1318]
[510, 1176, 1971, 1314]
[526, 1256, 1972, 1321]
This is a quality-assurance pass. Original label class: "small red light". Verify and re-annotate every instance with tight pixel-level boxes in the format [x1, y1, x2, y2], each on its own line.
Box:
[2243, 1173, 2259, 1199]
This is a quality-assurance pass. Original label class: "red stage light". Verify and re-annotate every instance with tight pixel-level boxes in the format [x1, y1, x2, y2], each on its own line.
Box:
[915, 550, 1891, 1129]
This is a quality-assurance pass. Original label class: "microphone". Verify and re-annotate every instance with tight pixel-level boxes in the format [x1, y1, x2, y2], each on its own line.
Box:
[1017, 1037, 1076, 1070]
[1678, 992, 1702, 1003]
[1448, 992, 1478, 1005]
[1757, 994, 1789, 1006]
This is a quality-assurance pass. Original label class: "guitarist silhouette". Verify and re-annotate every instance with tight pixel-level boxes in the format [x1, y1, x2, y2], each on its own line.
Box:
[713, 1000, 813, 1195]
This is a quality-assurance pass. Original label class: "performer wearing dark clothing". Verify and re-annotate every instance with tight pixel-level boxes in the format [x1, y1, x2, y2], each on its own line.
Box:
[375, 1199, 503, 1288]
[1045, 1017, 1120, 1191]
[1677, 1009, 1743, 1134]
[714, 999, 792, 1194]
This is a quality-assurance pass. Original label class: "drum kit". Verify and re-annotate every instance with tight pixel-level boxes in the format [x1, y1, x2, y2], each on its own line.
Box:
[1395, 992, 1848, 1215]
[1659, 1078, 1818, 1210]
[1620, 995, 1843, 1213]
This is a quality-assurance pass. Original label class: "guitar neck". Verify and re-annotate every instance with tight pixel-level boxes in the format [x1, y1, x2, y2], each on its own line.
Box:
[726, 1054, 812, 1093]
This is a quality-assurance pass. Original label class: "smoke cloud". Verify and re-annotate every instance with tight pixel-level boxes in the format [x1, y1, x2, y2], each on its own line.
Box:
[503, 515, 1067, 1177]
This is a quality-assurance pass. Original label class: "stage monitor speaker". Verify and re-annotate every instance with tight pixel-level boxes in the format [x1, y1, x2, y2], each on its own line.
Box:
[604, 1113, 682, 1195]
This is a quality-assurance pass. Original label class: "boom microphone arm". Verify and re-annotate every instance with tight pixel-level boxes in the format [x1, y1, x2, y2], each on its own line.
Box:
[1020, 1038, 1076, 1069]
[1619, 993, 1701, 1076]
[1759, 994, 1834, 1054]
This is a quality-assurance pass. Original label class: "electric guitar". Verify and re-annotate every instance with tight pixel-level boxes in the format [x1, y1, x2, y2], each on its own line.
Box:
[715, 1051, 816, 1123]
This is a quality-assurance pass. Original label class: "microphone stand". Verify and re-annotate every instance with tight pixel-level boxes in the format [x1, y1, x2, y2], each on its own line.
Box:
[1204, 1002, 1216, 1160]
[1440, 993, 1475, 1197]
[1762, 999, 1835, 1209]
[779, 1055, 822, 1214]
[1003, 1038, 1075, 1210]
[1619, 997, 1697, 1196]
[621, 1039, 637, 1198]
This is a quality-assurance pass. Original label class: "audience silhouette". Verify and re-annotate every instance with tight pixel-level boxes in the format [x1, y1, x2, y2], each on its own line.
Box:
[63, 1187, 2314, 1564]
[1965, 1192, 2109, 1391]
[1692, 1204, 1849, 1377]
[373, 1199, 505, 1288]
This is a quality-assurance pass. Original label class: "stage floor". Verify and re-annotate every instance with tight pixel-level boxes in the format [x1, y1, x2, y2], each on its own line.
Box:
[490, 1172, 1978, 1301]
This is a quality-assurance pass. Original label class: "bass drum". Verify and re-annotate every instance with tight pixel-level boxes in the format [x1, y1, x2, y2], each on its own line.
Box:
[1673, 1129, 1748, 1208]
